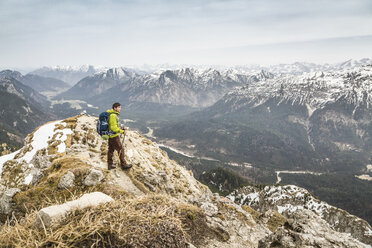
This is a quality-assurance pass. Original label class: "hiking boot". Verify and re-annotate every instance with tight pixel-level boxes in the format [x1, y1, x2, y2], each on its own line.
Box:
[121, 163, 132, 170]
[108, 164, 116, 170]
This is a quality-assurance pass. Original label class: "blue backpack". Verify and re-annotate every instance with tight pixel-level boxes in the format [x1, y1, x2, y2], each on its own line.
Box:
[97, 112, 115, 140]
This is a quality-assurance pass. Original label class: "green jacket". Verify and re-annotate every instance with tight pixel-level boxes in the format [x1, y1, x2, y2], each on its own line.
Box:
[107, 109, 124, 138]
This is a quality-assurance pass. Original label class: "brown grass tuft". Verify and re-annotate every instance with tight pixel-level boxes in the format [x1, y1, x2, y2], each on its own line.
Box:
[266, 210, 286, 232]
[242, 205, 261, 222]
[0, 195, 216, 248]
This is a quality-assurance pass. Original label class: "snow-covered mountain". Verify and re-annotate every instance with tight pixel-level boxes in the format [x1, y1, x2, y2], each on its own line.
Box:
[31, 65, 109, 85]
[109, 68, 272, 107]
[67, 67, 274, 108]
[234, 58, 372, 75]
[223, 64, 372, 114]
[55, 67, 138, 101]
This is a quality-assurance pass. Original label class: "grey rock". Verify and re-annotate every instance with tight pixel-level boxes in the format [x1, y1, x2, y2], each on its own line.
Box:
[143, 172, 160, 186]
[83, 169, 104, 186]
[30, 168, 43, 185]
[31, 155, 51, 169]
[58, 171, 75, 189]
[35, 192, 114, 228]
[200, 202, 218, 217]
[0, 188, 21, 215]
[158, 171, 169, 181]
[165, 182, 175, 193]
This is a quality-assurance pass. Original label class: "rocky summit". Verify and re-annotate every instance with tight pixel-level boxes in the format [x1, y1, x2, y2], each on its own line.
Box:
[0, 114, 371, 247]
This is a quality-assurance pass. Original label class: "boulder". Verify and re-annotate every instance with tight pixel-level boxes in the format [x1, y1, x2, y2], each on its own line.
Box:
[58, 171, 75, 189]
[0, 188, 20, 215]
[30, 168, 43, 185]
[200, 202, 218, 217]
[83, 169, 104, 186]
[35, 192, 114, 228]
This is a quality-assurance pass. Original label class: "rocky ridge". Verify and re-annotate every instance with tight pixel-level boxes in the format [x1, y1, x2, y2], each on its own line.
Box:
[0, 114, 370, 247]
[228, 185, 372, 245]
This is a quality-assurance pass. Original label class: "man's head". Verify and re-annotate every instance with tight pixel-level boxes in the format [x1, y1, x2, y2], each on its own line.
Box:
[112, 102, 121, 113]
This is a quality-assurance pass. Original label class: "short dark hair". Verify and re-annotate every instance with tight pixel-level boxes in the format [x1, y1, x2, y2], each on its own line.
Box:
[112, 102, 121, 109]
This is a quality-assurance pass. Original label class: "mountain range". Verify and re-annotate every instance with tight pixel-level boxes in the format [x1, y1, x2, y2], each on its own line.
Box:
[0, 70, 70, 98]
[54, 67, 274, 113]
[30, 65, 108, 85]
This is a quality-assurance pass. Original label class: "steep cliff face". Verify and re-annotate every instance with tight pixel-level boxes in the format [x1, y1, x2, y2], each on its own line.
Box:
[0, 114, 370, 247]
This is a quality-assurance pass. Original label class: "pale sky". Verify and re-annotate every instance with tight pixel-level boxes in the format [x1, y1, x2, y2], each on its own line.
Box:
[1, 0, 372, 69]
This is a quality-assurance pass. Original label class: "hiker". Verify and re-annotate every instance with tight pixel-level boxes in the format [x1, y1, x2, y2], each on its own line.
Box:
[107, 102, 132, 170]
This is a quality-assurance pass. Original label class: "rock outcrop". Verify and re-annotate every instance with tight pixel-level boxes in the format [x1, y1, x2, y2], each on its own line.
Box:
[35, 192, 114, 228]
[82, 169, 104, 186]
[0, 188, 20, 215]
[57, 171, 75, 189]
[259, 209, 368, 248]
[228, 185, 372, 246]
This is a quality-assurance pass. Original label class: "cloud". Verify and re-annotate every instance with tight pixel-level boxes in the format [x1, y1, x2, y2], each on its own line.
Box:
[0, 0, 371, 67]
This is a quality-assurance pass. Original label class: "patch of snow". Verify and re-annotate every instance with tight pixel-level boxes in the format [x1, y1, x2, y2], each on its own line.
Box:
[228, 162, 253, 168]
[17, 120, 73, 164]
[55, 126, 73, 153]
[87, 104, 98, 109]
[247, 192, 260, 204]
[158, 144, 195, 158]
[24, 173, 33, 185]
[355, 174, 372, 181]
[22, 121, 60, 163]
[123, 119, 136, 123]
[0, 150, 20, 176]
[126, 149, 134, 159]
[277, 204, 304, 214]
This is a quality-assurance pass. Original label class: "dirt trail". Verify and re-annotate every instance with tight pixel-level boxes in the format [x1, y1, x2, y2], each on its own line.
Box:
[110, 169, 145, 196]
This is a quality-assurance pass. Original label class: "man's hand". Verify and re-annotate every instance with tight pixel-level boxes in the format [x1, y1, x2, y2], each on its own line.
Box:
[120, 124, 127, 135]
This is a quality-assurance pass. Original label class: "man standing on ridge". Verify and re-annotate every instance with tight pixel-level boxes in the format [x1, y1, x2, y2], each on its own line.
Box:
[107, 102, 132, 170]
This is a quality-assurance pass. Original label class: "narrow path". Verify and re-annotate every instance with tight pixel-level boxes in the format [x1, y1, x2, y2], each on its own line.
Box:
[110, 169, 145, 196]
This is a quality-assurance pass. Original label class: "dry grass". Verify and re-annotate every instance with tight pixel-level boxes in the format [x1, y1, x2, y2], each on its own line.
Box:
[242, 205, 262, 222]
[0, 195, 216, 248]
[63, 116, 78, 130]
[9, 157, 128, 222]
[266, 211, 286, 232]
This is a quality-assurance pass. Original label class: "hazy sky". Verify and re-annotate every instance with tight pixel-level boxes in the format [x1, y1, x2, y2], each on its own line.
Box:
[1, 0, 372, 69]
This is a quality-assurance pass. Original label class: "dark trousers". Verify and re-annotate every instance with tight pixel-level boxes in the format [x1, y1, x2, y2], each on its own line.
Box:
[107, 136, 126, 167]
